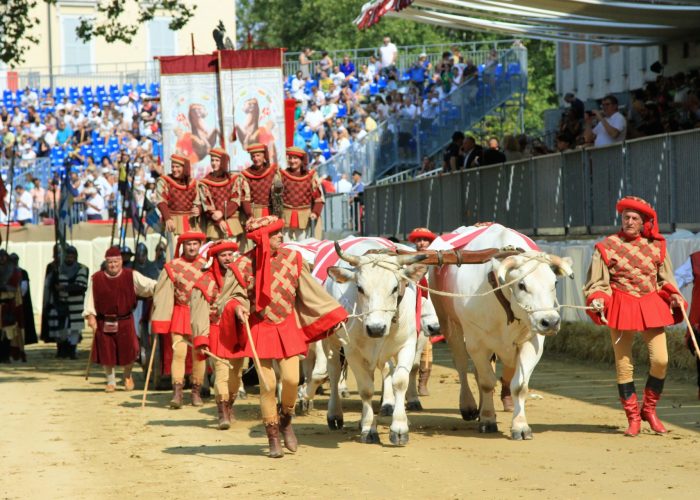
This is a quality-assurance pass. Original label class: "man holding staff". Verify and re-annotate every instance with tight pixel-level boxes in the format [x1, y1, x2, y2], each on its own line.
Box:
[215, 216, 347, 458]
[584, 196, 685, 436]
[83, 247, 156, 392]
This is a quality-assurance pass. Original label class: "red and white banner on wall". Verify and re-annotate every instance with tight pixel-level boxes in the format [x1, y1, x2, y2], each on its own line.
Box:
[158, 49, 288, 178]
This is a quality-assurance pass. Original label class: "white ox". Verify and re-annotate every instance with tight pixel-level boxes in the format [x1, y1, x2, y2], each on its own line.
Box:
[429, 224, 574, 440]
[325, 240, 427, 445]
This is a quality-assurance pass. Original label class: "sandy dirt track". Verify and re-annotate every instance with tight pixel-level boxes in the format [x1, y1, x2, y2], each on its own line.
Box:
[1, 340, 699, 500]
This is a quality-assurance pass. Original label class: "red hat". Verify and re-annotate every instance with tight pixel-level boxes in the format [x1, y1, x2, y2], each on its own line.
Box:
[246, 143, 270, 165]
[105, 246, 122, 258]
[286, 146, 308, 171]
[171, 154, 191, 179]
[206, 240, 239, 287]
[209, 147, 230, 173]
[175, 231, 206, 258]
[616, 196, 662, 241]
[245, 216, 285, 312]
[408, 227, 437, 243]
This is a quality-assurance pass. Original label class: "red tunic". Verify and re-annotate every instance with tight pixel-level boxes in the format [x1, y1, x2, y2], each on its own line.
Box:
[688, 252, 700, 329]
[281, 169, 324, 228]
[92, 269, 138, 366]
[240, 166, 277, 216]
[192, 272, 239, 359]
[157, 176, 198, 230]
[159, 257, 206, 335]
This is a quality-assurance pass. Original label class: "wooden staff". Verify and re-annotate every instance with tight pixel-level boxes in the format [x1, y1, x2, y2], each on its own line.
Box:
[141, 334, 158, 408]
[680, 307, 700, 360]
[243, 318, 270, 392]
[175, 337, 235, 370]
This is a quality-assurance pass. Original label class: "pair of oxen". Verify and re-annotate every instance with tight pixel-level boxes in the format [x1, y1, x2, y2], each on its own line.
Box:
[288, 223, 574, 444]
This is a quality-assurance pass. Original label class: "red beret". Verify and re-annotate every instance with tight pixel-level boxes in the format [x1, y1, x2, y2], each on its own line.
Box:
[208, 240, 239, 255]
[209, 147, 228, 160]
[105, 246, 122, 258]
[171, 154, 188, 166]
[616, 196, 655, 220]
[177, 231, 207, 244]
[408, 227, 437, 243]
[286, 146, 306, 158]
[246, 143, 267, 154]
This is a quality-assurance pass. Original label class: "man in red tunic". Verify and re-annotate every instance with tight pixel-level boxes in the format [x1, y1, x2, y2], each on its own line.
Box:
[83, 247, 156, 392]
[197, 148, 245, 241]
[584, 196, 685, 436]
[154, 154, 201, 239]
[0, 250, 24, 363]
[238, 143, 282, 221]
[216, 216, 347, 458]
[673, 252, 700, 400]
[281, 146, 324, 241]
[151, 231, 208, 408]
[191, 240, 242, 430]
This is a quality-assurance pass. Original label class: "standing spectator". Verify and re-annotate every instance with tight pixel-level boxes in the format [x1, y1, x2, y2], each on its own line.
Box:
[503, 134, 524, 162]
[83, 183, 105, 221]
[368, 54, 381, 81]
[350, 170, 364, 199]
[317, 51, 333, 77]
[321, 175, 335, 194]
[443, 131, 464, 173]
[584, 95, 627, 147]
[410, 53, 431, 89]
[380, 37, 398, 76]
[335, 173, 353, 194]
[339, 55, 356, 79]
[299, 48, 314, 79]
[29, 178, 45, 219]
[14, 185, 33, 225]
[564, 92, 585, 121]
[45, 179, 60, 214]
[461, 135, 482, 169]
[481, 138, 507, 166]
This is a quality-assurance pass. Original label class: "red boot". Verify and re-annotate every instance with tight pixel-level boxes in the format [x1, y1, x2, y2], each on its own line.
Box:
[618, 382, 641, 437]
[641, 376, 667, 435]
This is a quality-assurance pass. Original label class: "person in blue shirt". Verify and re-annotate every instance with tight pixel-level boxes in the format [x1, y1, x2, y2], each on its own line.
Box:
[339, 55, 356, 79]
[56, 121, 73, 145]
[410, 53, 432, 90]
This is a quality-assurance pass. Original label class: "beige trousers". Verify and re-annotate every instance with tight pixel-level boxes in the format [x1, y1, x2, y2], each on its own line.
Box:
[609, 328, 668, 383]
[171, 333, 206, 385]
[213, 357, 245, 400]
[259, 357, 300, 424]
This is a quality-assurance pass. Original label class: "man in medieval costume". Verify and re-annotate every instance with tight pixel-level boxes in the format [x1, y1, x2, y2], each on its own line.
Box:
[0, 249, 24, 363]
[151, 231, 208, 408]
[197, 147, 245, 241]
[83, 246, 157, 392]
[238, 143, 283, 221]
[9, 253, 37, 348]
[280, 147, 324, 241]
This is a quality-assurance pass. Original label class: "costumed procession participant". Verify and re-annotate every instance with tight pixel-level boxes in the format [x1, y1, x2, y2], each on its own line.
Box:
[197, 147, 245, 241]
[216, 216, 348, 458]
[673, 251, 700, 400]
[239, 143, 282, 220]
[121, 247, 134, 268]
[190, 240, 242, 430]
[0, 249, 24, 363]
[41, 244, 60, 348]
[133, 243, 159, 369]
[280, 147, 324, 241]
[46, 246, 89, 360]
[9, 253, 38, 348]
[154, 154, 201, 250]
[408, 227, 437, 396]
[83, 246, 157, 392]
[584, 196, 685, 436]
[151, 232, 208, 408]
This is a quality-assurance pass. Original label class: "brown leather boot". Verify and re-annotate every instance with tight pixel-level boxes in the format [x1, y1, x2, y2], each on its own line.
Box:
[500, 377, 514, 412]
[618, 382, 641, 437]
[228, 395, 237, 422]
[191, 383, 204, 407]
[279, 409, 298, 453]
[265, 421, 284, 458]
[418, 362, 431, 397]
[170, 383, 184, 409]
[640, 376, 667, 435]
[216, 396, 231, 430]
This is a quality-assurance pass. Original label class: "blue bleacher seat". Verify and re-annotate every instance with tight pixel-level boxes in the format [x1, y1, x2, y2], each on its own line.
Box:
[478, 64, 485, 75]
[300, 126, 313, 141]
[369, 83, 378, 96]
[305, 81, 316, 94]
[122, 83, 134, 94]
[136, 83, 147, 95]
[149, 82, 159, 95]
[337, 104, 347, 118]
[309, 133, 319, 150]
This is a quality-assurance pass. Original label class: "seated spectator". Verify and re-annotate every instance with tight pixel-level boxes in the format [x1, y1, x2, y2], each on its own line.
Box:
[319, 71, 333, 93]
[584, 94, 626, 147]
[83, 182, 105, 221]
[304, 102, 325, 140]
[636, 102, 664, 137]
[339, 55, 356, 79]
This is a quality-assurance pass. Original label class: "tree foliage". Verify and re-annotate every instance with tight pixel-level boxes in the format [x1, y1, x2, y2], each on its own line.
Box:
[0, 0, 196, 68]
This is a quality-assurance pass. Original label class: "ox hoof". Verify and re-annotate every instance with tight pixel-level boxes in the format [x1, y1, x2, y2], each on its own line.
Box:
[461, 408, 479, 421]
[327, 415, 344, 430]
[340, 389, 351, 399]
[478, 421, 499, 434]
[360, 429, 380, 444]
[379, 404, 394, 417]
[389, 429, 409, 446]
[406, 400, 423, 412]
[511, 427, 533, 441]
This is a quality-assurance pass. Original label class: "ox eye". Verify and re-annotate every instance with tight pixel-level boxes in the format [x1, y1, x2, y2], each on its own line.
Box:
[518, 282, 527, 292]
[357, 285, 365, 295]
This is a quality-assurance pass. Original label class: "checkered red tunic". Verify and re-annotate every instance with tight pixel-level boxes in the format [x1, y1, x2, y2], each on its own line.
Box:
[241, 166, 276, 207]
[165, 257, 207, 306]
[596, 234, 664, 297]
[154, 176, 197, 220]
[281, 169, 324, 216]
[198, 173, 240, 218]
[193, 272, 220, 324]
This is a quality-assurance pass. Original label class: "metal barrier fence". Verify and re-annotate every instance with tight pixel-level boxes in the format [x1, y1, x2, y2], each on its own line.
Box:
[0, 157, 52, 187]
[319, 47, 527, 184]
[360, 128, 700, 238]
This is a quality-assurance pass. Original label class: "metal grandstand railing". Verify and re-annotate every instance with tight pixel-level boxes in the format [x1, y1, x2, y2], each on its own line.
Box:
[320, 46, 528, 184]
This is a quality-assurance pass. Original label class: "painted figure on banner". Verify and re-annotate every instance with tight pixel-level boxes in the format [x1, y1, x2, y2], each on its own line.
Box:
[232, 97, 278, 166]
[174, 102, 220, 177]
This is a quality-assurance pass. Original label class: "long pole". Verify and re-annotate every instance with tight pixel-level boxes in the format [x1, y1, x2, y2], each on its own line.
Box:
[47, 1, 54, 91]
[5, 143, 17, 251]
[681, 307, 700, 360]
[243, 319, 269, 392]
[141, 334, 158, 408]
[134, 187, 150, 250]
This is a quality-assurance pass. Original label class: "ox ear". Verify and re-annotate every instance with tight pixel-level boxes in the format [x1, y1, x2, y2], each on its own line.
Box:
[327, 266, 356, 283]
[551, 256, 575, 279]
[401, 263, 428, 282]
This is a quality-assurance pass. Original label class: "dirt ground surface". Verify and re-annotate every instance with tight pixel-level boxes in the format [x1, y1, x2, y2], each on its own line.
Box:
[2, 340, 699, 500]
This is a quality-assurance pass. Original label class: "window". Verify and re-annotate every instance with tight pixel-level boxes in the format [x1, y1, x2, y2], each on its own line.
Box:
[149, 18, 177, 59]
[62, 16, 93, 73]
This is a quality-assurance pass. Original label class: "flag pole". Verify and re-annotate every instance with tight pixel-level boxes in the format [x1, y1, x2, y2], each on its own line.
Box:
[5, 142, 17, 252]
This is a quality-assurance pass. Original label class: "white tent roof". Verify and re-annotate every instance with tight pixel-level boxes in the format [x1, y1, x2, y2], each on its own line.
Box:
[355, 0, 700, 45]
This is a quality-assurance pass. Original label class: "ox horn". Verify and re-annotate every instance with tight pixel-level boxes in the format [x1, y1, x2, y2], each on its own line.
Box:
[396, 252, 428, 266]
[548, 254, 575, 279]
[496, 255, 519, 285]
[334, 241, 361, 266]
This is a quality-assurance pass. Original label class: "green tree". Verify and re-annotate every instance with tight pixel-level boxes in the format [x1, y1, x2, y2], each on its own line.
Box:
[0, 0, 196, 68]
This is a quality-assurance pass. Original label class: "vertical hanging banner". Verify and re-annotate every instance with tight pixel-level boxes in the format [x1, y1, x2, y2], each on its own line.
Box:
[218, 49, 286, 171]
[158, 54, 222, 179]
